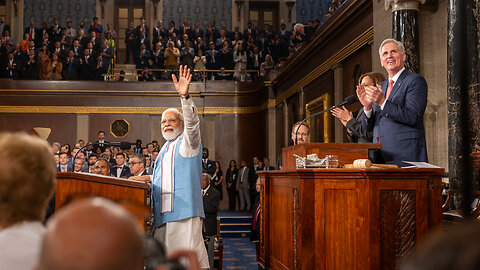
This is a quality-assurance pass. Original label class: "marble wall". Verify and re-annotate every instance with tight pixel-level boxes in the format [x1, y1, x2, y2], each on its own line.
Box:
[23, 0, 96, 29]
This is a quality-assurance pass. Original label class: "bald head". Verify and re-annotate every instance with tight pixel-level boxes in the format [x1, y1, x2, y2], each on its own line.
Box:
[37, 198, 144, 270]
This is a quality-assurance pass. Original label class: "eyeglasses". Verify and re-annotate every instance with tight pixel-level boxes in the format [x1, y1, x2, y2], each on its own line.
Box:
[292, 132, 309, 137]
[128, 161, 142, 166]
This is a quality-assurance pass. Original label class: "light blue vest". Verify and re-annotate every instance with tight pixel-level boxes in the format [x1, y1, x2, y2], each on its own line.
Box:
[152, 136, 205, 227]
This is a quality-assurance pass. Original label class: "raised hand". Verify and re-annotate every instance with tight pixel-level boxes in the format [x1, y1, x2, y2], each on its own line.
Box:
[172, 65, 192, 97]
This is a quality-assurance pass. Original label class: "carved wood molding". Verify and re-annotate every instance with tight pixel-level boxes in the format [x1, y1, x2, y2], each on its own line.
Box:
[292, 188, 300, 269]
[380, 190, 416, 269]
[260, 183, 265, 253]
[275, 27, 374, 105]
[0, 105, 269, 115]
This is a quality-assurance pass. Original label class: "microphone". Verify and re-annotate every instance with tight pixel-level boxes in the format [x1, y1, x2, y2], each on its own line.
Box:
[294, 95, 358, 145]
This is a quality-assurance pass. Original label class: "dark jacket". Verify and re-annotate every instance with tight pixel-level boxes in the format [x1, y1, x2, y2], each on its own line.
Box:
[203, 186, 220, 236]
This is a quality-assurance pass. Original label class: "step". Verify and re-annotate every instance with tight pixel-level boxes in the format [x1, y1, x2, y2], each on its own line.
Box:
[221, 231, 251, 238]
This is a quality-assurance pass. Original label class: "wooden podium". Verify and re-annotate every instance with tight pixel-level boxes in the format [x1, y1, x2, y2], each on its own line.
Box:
[257, 144, 444, 270]
[55, 172, 152, 231]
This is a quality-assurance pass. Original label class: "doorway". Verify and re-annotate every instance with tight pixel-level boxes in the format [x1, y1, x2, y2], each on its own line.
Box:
[115, 0, 144, 64]
[248, 2, 279, 32]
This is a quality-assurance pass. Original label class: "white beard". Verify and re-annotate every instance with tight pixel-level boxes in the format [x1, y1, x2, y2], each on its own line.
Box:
[162, 126, 183, 141]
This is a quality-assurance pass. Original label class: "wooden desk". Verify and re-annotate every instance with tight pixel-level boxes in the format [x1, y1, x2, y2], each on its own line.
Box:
[257, 168, 444, 270]
[55, 172, 152, 231]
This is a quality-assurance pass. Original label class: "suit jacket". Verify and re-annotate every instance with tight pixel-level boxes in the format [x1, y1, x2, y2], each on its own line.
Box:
[111, 164, 132, 178]
[363, 69, 428, 163]
[236, 166, 251, 188]
[202, 186, 220, 236]
[202, 159, 216, 175]
[346, 108, 373, 143]
[92, 140, 109, 153]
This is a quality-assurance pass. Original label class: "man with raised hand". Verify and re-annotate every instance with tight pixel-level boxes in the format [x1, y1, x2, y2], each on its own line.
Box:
[132, 65, 208, 268]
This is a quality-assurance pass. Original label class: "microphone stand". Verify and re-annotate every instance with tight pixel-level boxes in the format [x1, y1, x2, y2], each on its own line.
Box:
[294, 103, 347, 145]
[72, 142, 106, 163]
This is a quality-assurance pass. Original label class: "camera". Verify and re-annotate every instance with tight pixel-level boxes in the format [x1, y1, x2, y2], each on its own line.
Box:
[144, 236, 185, 270]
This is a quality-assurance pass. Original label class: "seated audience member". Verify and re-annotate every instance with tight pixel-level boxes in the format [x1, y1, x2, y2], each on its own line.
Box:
[0, 132, 56, 270]
[73, 156, 89, 173]
[87, 153, 98, 172]
[215, 67, 232, 80]
[57, 152, 70, 172]
[234, 66, 251, 82]
[331, 72, 385, 143]
[111, 152, 131, 178]
[201, 173, 221, 269]
[36, 198, 145, 270]
[128, 153, 150, 179]
[93, 158, 111, 176]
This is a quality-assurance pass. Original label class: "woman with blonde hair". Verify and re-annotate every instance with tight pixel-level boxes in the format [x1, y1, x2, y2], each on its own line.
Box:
[331, 72, 386, 143]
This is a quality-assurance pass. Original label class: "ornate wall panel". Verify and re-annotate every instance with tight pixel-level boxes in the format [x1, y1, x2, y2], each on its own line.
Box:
[162, 0, 232, 30]
[296, 0, 332, 24]
[24, 0, 96, 28]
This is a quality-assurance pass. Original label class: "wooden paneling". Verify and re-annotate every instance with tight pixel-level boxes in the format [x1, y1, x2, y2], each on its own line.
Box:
[88, 114, 152, 144]
[259, 167, 444, 270]
[0, 113, 77, 144]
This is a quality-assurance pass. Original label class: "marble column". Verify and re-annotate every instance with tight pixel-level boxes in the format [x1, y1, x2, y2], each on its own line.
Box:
[447, 0, 478, 214]
[385, 0, 425, 73]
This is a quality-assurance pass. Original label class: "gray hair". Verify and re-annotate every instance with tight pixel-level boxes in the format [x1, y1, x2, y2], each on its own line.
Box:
[294, 23, 304, 32]
[378, 38, 405, 57]
[129, 153, 146, 167]
[202, 173, 212, 181]
[162, 108, 184, 122]
[291, 121, 310, 134]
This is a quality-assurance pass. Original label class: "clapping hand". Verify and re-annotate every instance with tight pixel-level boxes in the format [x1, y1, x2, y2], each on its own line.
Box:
[331, 106, 353, 126]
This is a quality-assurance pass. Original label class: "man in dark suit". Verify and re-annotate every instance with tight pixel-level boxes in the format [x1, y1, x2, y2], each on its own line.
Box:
[358, 38, 428, 164]
[202, 148, 216, 175]
[262, 157, 275, 171]
[93, 130, 109, 153]
[111, 153, 131, 178]
[201, 173, 220, 269]
[135, 17, 149, 38]
[25, 21, 39, 45]
[78, 48, 96, 80]
[57, 152, 71, 172]
[125, 21, 137, 64]
[127, 153, 150, 178]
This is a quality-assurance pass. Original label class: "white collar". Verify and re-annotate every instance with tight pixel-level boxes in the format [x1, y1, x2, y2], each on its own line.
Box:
[202, 185, 210, 194]
[389, 67, 405, 83]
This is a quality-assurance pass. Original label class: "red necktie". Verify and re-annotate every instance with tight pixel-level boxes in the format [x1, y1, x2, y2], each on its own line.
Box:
[386, 79, 394, 99]
[30, 29, 33, 40]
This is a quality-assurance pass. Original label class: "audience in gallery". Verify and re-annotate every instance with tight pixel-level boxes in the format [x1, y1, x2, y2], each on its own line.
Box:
[0, 0, 347, 82]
